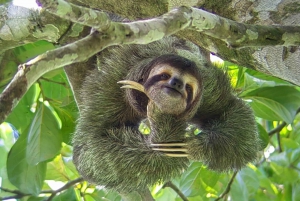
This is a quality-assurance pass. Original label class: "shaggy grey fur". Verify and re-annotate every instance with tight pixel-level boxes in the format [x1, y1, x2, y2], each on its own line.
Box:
[72, 37, 260, 193]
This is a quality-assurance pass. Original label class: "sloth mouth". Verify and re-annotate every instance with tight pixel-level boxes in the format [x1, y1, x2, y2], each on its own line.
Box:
[162, 86, 183, 97]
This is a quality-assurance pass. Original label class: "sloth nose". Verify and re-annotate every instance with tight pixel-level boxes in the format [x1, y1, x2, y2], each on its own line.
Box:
[169, 77, 183, 90]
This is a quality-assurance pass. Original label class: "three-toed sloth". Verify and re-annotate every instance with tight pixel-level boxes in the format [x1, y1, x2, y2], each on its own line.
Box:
[72, 37, 261, 192]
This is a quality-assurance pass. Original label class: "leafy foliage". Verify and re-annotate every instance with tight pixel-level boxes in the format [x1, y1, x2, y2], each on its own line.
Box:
[1, 42, 300, 201]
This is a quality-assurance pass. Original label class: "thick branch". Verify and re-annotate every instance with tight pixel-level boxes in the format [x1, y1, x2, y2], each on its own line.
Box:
[36, 0, 111, 31]
[0, 3, 69, 53]
[37, 0, 300, 48]
[189, 8, 300, 48]
[0, 6, 192, 123]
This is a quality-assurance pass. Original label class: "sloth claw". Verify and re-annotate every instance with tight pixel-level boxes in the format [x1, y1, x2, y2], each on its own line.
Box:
[117, 80, 145, 93]
[150, 143, 188, 157]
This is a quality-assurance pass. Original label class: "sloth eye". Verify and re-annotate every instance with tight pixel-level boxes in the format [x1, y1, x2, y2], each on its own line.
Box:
[160, 73, 170, 80]
[186, 84, 193, 93]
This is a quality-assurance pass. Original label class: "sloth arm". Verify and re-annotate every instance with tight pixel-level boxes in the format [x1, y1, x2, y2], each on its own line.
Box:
[72, 71, 189, 191]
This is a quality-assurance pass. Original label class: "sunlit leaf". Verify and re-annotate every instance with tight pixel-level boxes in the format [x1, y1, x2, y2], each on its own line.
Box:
[154, 187, 177, 201]
[290, 148, 300, 165]
[242, 86, 300, 123]
[26, 103, 62, 165]
[40, 71, 72, 103]
[269, 162, 299, 184]
[27, 196, 46, 201]
[6, 84, 38, 133]
[281, 138, 299, 151]
[7, 127, 46, 196]
[46, 155, 69, 181]
[257, 123, 269, 149]
[180, 162, 204, 197]
[14, 40, 55, 63]
[230, 172, 248, 201]
[292, 183, 300, 201]
[52, 188, 77, 201]
[0, 123, 17, 197]
[53, 101, 77, 144]
[243, 71, 291, 93]
[245, 69, 292, 86]
[239, 168, 260, 196]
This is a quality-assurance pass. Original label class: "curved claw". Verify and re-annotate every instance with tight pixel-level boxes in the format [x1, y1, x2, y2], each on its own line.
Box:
[151, 142, 188, 157]
[117, 80, 146, 94]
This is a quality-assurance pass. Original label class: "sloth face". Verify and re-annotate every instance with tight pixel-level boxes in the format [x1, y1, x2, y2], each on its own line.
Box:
[144, 64, 199, 115]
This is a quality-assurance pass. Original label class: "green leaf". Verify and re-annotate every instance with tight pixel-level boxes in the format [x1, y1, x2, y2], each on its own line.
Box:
[6, 84, 38, 133]
[230, 173, 248, 201]
[40, 70, 72, 102]
[52, 188, 77, 201]
[53, 101, 77, 144]
[281, 138, 299, 151]
[7, 127, 46, 196]
[87, 188, 121, 201]
[26, 103, 62, 165]
[27, 196, 46, 201]
[292, 183, 300, 201]
[243, 71, 291, 93]
[239, 168, 260, 196]
[244, 73, 278, 91]
[243, 86, 300, 123]
[269, 152, 289, 166]
[0, 123, 17, 197]
[0, 60, 18, 90]
[45, 155, 69, 181]
[200, 167, 220, 188]
[290, 148, 300, 165]
[154, 187, 178, 201]
[269, 162, 299, 184]
[187, 196, 204, 201]
[257, 123, 269, 149]
[0, 0, 11, 4]
[180, 162, 204, 197]
[14, 40, 55, 63]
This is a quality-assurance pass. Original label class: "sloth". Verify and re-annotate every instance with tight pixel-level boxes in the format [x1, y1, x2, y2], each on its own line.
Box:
[72, 37, 261, 193]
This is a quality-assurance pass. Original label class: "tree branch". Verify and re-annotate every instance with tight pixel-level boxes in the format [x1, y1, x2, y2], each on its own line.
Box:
[0, 187, 29, 200]
[276, 132, 282, 153]
[46, 177, 84, 201]
[0, 3, 69, 53]
[268, 122, 287, 136]
[38, 0, 300, 48]
[215, 171, 238, 201]
[0, 6, 192, 123]
[268, 107, 300, 137]
[163, 181, 189, 201]
[0, 178, 84, 201]
[36, 0, 111, 31]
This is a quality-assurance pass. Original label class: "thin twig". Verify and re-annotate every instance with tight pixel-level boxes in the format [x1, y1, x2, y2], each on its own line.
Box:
[0, 178, 84, 201]
[46, 177, 84, 201]
[215, 171, 238, 201]
[268, 108, 300, 137]
[40, 77, 68, 87]
[276, 132, 282, 152]
[163, 181, 189, 201]
[268, 122, 287, 136]
[0, 187, 29, 200]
